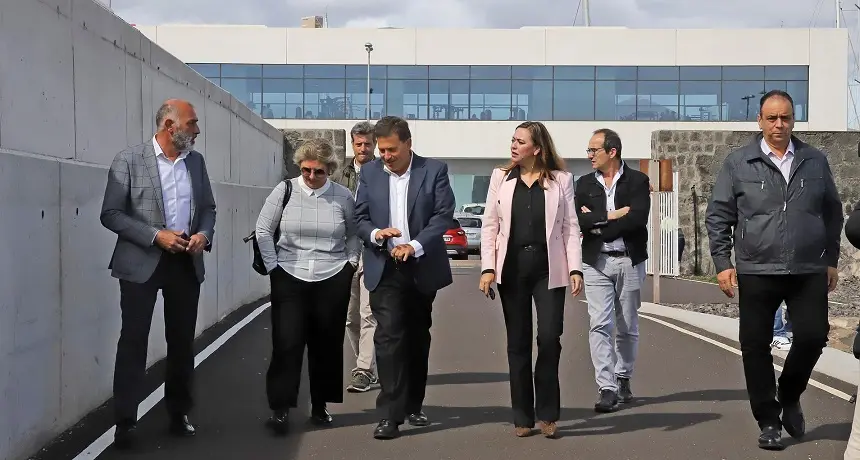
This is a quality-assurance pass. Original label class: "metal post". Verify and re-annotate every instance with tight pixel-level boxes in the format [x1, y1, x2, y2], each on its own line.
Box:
[583, 0, 591, 26]
[837, 0, 842, 27]
[648, 160, 661, 304]
[365, 43, 373, 121]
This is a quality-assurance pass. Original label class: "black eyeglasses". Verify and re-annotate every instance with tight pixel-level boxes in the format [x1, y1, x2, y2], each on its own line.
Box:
[301, 167, 327, 176]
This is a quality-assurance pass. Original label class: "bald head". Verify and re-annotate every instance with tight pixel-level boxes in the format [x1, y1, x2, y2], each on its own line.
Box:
[154, 99, 199, 153]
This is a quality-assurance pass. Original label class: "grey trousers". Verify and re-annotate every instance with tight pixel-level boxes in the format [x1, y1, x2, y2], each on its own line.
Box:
[583, 253, 643, 392]
[345, 255, 377, 373]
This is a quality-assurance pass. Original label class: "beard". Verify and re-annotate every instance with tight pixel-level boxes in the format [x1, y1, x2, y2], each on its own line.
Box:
[171, 129, 195, 151]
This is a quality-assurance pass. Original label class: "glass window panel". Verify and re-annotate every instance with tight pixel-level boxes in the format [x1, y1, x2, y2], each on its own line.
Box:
[637, 81, 679, 121]
[262, 64, 303, 78]
[680, 66, 721, 80]
[596, 66, 637, 80]
[470, 66, 511, 79]
[765, 80, 787, 92]
[554, 66, 594, 80]
[553, 81, 595, 120]
[346, 65, 387, 79]
[188, 63, 220, 78]
[220, 78, 262, 113]
[637, 66, 679, 81]
[468, 80, 512, 120]
[721, 81, 765, 121]
[722, 66, 765, 80]
[346, 79, 385, 120]
[386, 80, 429, 120]
[304, 65, 345, 78]
[680, 81, 720, 121]
[262, 79, 302, 119]
[220, 64, 261, 78]
[595, 80, 636, 120]
[512, 80, 552, 120]
[430, 66, 470, 79]
[450, 80, 469, 119]
[787, 81, 809, 121]
[387, 65, 428, 79]
[303, 79, 346, 119]
[429, 80, 449, 120]
[765, 65, 808, 81]
[209, 78, 220, 87]
[512, 66, 553, 80]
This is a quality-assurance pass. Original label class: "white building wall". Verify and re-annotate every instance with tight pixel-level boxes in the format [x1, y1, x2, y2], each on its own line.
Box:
[0, 2, 283, 459]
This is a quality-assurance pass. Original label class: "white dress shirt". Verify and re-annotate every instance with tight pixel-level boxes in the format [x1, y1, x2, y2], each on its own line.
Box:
[760, 138, 795, 183]
[596, 163, 626, 253]
[152, 136, 192, 235]
[370, 153, 425, 257]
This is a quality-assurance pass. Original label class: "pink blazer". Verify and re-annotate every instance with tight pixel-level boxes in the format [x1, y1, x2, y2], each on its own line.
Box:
[480, 168, 583, 289]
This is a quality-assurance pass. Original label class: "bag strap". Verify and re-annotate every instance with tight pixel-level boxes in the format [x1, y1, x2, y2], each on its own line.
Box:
[280, 179, 292, 210]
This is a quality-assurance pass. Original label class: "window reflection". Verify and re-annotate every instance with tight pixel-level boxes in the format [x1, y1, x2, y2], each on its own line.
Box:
[189, 64, 810, 122]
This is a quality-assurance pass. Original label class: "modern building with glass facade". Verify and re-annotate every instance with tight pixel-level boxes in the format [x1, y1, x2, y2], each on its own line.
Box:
[137, 24, 848, 207]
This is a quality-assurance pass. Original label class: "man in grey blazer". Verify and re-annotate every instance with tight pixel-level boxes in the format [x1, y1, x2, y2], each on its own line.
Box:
[354, 116, 455, 439]
[100, 99, 216, 449]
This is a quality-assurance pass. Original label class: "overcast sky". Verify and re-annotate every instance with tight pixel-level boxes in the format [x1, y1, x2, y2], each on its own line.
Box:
[110, 0, 846, 30]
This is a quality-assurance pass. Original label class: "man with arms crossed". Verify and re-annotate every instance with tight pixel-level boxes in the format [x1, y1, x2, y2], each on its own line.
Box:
[575, 128, 650, 414]
[332, 121, 379, 392]
[706, 90, 843, 451]
[354, 116, 456, 440]
[100, 99, 216, 449]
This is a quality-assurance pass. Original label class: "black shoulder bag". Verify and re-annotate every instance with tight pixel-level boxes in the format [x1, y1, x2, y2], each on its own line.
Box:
[244, 179, 292, 275]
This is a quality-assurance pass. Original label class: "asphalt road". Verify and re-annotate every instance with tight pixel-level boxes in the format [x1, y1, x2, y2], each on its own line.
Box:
[60, 268, 855, 460]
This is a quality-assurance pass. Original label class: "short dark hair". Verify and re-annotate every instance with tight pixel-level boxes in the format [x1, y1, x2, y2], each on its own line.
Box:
[374, 116, 411, 142]
[593, 128, 623, 158]
[760, 90, 794, 114]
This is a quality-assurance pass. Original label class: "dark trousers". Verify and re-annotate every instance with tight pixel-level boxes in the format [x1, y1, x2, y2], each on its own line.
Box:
[737, 273, 830, 428]
[497, 247, 566, 427]
[266, 263, 354, 410]
[113, 253, 201, 425]
[370, 259, 436, 423]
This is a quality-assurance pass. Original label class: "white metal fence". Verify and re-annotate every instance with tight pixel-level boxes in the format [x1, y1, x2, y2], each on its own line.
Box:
[646, 170, 680, 276]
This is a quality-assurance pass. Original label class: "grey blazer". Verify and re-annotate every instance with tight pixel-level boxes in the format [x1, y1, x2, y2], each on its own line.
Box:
[100, 140, 217, 284]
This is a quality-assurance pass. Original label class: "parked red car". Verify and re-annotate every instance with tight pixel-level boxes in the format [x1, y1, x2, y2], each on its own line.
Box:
[444, 218, 469, 260]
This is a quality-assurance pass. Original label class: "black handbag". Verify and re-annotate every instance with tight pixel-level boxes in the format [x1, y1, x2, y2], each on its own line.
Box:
[244, 180, 292, 275]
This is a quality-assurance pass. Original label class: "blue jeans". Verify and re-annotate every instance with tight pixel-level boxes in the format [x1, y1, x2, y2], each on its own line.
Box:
[773, 302, 792, 338]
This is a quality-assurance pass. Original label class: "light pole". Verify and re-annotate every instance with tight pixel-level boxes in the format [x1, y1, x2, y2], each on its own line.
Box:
[365, 42, 373, 120]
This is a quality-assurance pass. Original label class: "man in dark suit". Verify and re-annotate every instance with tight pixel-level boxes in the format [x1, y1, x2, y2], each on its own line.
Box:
[100, 99, 216, 449]
[354, 116, 455, 439]
[574, 128, 650, 414]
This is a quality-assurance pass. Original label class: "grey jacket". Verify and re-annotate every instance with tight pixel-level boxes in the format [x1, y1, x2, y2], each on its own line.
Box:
[100, 141, 216, 284]
[705, 134, 843, 275]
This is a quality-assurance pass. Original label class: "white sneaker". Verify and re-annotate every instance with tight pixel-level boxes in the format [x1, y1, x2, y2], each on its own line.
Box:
[771, 336, 792, 351]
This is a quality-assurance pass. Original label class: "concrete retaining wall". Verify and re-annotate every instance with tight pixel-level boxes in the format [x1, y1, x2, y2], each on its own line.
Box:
[0, 1, 284, 459]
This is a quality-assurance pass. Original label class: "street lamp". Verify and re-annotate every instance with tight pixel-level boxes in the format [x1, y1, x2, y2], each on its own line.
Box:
[365, 42, 373, 120]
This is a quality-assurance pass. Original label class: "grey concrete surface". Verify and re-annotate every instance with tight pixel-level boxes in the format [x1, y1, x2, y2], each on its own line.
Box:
[61, 268, 855, 460]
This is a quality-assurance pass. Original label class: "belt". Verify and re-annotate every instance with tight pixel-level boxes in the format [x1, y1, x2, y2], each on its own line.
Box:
[602, 250, 629, 258]
[518, 244, 547, 251]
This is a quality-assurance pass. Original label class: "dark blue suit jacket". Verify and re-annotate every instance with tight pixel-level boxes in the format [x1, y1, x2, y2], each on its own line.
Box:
[355, 153, 455, 294]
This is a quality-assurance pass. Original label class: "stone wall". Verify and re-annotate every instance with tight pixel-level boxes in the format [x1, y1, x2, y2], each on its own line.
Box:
[280, 129, 347, 179]
[652, 130, 860, 302]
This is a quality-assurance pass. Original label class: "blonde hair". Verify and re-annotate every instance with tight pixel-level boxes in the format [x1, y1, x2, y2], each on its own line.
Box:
[293, 138, 341, 174]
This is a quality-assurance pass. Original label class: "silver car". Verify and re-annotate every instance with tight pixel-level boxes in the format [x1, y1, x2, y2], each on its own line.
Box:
[454, 213, 482, 254]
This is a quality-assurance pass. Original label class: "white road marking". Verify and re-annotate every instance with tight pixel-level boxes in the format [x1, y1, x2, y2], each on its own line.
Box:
[71, 302, 272, 460]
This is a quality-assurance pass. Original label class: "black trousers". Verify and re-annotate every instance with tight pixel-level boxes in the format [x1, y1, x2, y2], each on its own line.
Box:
[370, 259, 436, 423]
[497, 247, 566, 427]
[113, 252, 201, 425]
[266, 263, 354, 410]
[737, 273, 830, 428]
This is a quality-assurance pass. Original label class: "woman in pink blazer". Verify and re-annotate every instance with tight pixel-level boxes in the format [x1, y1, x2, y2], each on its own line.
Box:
[478, 121, 583, 439]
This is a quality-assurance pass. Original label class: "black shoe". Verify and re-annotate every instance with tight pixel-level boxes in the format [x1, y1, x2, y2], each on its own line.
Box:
[758, 425, 785, 450]
[373, 419, 401, 439]
[407, 412, 430, 427]
[594, 389, 619, 413]
[618, 378, 634, 403]
[310, 405, 333, 425]
[168, 415, 196, 437]
[781, 401, 805, 439]
[266, 410, 289, 436]
[113, 423, 137, 450]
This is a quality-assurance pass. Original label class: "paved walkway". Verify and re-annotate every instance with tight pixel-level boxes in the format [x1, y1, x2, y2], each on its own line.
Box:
[49, 269, 855, 459]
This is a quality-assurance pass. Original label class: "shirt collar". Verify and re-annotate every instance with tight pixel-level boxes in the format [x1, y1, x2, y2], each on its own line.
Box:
[152, 136, 189, 161]
[383, 152, 413, 177]
[595, 161, 625, 181]
[760, 138, 795, 159]
[298, 177, 331, 197]
[353, 159, 362, 172]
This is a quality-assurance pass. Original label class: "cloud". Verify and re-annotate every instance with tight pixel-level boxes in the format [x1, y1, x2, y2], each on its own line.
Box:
[110, 0, 843, 29]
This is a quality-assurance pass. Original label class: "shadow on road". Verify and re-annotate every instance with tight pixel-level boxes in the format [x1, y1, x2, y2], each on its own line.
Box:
[426, 372, 509, 386]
